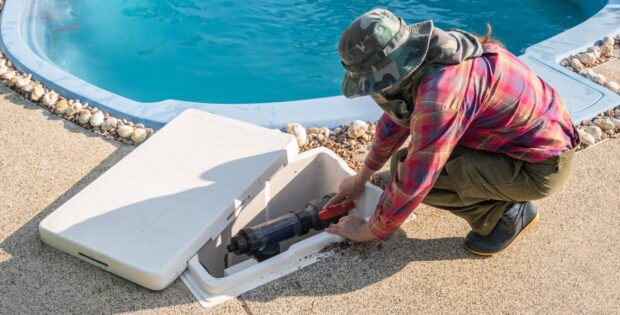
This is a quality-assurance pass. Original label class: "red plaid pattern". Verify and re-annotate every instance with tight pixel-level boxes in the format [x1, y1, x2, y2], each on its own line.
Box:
[365, 45, 577, 240]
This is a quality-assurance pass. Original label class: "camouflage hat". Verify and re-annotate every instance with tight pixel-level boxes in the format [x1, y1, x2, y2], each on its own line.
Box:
[339, 9, 433, 98]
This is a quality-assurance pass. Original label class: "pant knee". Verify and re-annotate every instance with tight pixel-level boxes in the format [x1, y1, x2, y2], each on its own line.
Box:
[531, 184, 561, 200]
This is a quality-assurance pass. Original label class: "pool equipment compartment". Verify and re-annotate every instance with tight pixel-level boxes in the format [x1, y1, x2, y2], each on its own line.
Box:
[183, 149, 382, 307]
[38, 109, 382, 308]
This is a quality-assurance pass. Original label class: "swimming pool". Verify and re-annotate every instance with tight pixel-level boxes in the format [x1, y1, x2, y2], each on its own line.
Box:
[0, 0, 614, 128]
[26, 0, 591, 104]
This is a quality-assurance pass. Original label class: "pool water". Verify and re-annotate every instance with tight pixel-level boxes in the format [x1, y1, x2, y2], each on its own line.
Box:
[25, 0, 594, 104]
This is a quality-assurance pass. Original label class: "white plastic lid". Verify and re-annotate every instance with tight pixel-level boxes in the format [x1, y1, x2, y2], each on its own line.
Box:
[39, 109, 298, 290]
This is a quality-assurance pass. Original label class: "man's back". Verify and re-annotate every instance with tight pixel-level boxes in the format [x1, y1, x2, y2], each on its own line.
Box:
[417, 44, 577, 163]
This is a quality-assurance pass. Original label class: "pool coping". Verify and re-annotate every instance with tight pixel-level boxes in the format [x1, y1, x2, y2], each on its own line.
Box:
[1, 0, 619, 129]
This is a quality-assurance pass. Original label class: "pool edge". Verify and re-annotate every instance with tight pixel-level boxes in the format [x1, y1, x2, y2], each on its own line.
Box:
[1, 0, 619, 129]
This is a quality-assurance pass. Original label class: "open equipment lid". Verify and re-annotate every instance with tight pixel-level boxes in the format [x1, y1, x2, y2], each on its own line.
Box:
[39, 109, 298, 290]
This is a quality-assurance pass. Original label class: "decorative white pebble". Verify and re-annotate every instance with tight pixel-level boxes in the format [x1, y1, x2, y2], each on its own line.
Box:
[587, 46, 601, 58]
[317, 134, 325, 141]
[318, 127, 330, 137]
[606, 81, 620, 93]
[347, 120, 369, 139]
[579, 69, 594, 78]
[584, 125, 603, 140]
[117, 124, 134, 138]
[286, 123, 308, 147]
[600, 44, 614, 57]
[602, 36, 615, 47]
[7, 75, 19, 87]
[590, 73, 607, 85]
[611, 118, 620, 131]
[597, 117, 615, 131]
[2, 70, 16, 81]
[53, 99, 69, 115]
[30, 85, 45, 102]
[42, 91, 58, 108]
[77, 110, 91, 124]
[15, 74, 31, 89]
[333, 127, 343, 135]
[89, 111, 105, 127]
[577, 129, 595, 146]
[131, 128, 148, 144]
[570, 58, 583, 72]
[21, 83, 34, 93]
[578, 52, 597, 66]
[307, 127, 318, 135]
[65, 100, 83, 117]
[101, 117, 118, 131]
[368, 122, 376, 134]
[0, 63, 7, 76]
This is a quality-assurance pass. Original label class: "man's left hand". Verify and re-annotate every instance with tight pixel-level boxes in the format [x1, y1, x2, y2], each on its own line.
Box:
[325, 215, 376, 242]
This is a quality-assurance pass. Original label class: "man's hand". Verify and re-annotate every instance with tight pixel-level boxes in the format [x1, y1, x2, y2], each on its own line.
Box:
[325, 175, 365, 207]
[325, 165, 375, 207]
[325, 215, 376, 242]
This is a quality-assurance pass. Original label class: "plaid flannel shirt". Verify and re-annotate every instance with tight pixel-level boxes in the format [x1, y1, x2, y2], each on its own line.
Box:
[365, 44, 577, 240]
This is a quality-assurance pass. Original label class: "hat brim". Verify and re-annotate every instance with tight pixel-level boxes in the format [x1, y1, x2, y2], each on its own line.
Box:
[341, 20, 433, 98]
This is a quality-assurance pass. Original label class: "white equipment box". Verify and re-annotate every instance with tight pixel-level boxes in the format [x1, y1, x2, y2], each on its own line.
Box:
[39, 109, 382, 308]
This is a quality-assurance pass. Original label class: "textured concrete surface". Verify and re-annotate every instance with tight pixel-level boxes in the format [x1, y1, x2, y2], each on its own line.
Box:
[0, 86, 246, 314]
[593, 58, 620, 83]
[0, 84, 619, 314]
[241, 139, 620, 314]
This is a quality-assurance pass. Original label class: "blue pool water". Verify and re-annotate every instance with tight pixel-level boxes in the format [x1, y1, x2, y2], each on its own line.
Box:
[26, 0, 595, 104]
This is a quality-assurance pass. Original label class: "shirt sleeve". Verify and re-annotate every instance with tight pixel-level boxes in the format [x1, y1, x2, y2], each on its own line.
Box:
[364, 113, 411, 171]
[368, 92, 470, 240]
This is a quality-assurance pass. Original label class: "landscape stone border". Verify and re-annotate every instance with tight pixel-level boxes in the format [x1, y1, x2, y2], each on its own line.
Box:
[0, 1, 153, 146]
[561, 34, 620, 147]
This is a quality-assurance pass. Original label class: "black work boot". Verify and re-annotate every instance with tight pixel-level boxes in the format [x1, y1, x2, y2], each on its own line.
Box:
[464, 202, 539, 256]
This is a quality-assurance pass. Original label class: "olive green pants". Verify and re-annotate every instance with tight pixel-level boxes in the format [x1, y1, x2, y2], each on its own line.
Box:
[390, 146, 576, 236]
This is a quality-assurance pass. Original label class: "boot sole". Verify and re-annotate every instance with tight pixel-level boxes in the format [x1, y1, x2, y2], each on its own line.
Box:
[465, 212, 540, 256]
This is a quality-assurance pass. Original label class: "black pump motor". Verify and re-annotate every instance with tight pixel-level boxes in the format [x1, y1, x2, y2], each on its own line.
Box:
[227, 194, 338, 261]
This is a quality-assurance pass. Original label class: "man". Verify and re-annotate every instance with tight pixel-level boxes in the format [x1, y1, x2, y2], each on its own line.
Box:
[325, 9, 578, 255]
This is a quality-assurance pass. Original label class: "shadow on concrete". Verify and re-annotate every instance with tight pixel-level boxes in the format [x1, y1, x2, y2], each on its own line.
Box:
[50, 150, 286, 282]
[0, 135, 293, 313]
[0, 132, 479, 313]
[239, 227, 483, 303]
[0, 127, 483, 313]
[0, 145, 203, 313]
[0, 84, 482, 311]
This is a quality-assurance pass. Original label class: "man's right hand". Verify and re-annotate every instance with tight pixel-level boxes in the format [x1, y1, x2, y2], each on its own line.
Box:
[326, 174, 367, 207]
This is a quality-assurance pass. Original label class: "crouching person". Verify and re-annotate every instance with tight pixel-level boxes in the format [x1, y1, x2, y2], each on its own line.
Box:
[326, 9, 578, 255]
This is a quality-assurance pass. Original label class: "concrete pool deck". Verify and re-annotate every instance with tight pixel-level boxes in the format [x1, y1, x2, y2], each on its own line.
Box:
[1, 86, 619, 313]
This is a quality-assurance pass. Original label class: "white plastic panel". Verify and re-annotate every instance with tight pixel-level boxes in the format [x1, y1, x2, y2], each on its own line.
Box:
[39, 109, 298, 290]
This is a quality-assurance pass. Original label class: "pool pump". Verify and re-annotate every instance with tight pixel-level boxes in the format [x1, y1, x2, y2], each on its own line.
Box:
[226, 194, 355, 261]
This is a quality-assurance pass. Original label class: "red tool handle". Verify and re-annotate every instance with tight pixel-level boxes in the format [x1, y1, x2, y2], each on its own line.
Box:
[318, 200, 356, 221]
